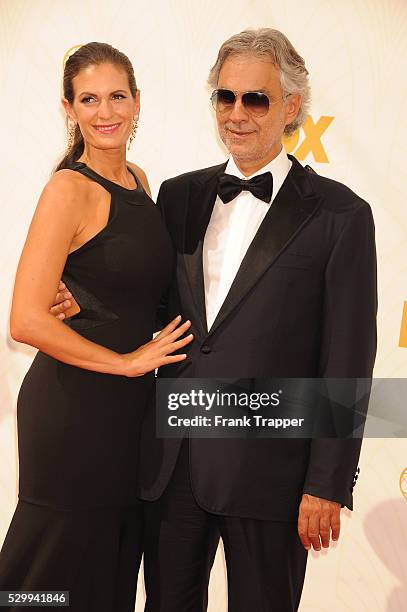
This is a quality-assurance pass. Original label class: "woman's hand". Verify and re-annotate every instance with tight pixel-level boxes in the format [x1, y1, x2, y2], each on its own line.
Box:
[46, 280, 193, 377]
[121, 316, 193, 377]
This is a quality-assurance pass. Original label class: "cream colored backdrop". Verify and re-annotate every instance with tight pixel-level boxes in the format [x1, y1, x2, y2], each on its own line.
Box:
[1, 0, 406, 610]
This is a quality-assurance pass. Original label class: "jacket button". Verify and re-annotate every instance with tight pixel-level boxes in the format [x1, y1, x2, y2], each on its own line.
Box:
[201, 345, 211, 354]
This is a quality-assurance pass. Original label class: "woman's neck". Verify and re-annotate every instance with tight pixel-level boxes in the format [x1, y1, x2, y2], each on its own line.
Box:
[78, 144, 135, 188]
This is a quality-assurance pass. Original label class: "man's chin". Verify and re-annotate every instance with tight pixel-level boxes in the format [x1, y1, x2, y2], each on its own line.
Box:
[228, 148, 258, 162]
[225, 142, 256, 161]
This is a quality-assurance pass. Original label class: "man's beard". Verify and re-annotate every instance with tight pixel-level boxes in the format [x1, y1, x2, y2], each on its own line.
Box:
[223, 135, 276, 163]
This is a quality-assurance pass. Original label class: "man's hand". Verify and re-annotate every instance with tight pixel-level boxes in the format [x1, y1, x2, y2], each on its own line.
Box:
[297, 493, 341, 551]
[49, 281, 80, 319]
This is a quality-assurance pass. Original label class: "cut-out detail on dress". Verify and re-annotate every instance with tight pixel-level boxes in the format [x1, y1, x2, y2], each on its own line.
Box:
[61, 273, 119, 331]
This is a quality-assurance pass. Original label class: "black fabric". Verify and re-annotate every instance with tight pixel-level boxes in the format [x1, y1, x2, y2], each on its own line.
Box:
[143, 441, 219, 612]
[217, 171, 273, 204]
[143, 441, 307, 612]
[15, 162, 173, 508]
[218, 515, 307, 612]
[0, 501, 143, 612]
[0, 163, 174, 605]
[138, 155, 377, 520]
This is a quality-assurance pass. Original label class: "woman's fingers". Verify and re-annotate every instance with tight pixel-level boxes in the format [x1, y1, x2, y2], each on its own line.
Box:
[155, 318, 191, 344]
[54, 292, 64, 303]
[126, 319, 193, 376]
[142, 333, 193, 372]
[154, 315, 182, 340]
[50, 300, 71, 315]
[160, 353, 188, 365]
[169, 334, 194, 352]
[160, 321, 191, 345]
[55, 290, 72, 303]
[50, 284, 72, 318]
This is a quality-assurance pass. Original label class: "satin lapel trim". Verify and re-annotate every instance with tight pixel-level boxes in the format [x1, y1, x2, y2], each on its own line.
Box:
[208, 158, 323, 337]
[183, 162, 227, 336]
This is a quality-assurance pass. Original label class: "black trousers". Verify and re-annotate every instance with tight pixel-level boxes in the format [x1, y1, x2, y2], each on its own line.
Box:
[143, 441, 308, 612]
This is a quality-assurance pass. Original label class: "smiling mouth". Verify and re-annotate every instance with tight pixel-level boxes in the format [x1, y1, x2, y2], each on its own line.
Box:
[94, 123, 121, 134]
[227, 129, 254, 137]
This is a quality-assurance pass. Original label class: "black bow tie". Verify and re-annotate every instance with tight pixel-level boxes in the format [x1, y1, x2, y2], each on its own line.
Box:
[217, 171, 273, 204]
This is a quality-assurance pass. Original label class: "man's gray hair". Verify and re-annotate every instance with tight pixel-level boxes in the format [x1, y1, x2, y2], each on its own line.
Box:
[208, 28, 310, 135]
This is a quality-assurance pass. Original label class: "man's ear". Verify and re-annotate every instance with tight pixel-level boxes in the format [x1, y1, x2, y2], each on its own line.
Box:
[61, 97, 77, 124]
[284, 93, 301, 128]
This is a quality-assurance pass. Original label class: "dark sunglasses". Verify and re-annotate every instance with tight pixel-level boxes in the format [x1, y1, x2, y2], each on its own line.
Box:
[210, 88, 287, 117]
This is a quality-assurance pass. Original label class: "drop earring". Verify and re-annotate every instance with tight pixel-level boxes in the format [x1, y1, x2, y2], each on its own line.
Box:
[67, 120, 76, 149]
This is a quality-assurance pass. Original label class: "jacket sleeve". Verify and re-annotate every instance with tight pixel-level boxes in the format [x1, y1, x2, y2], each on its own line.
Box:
[302, 200, 377, 509]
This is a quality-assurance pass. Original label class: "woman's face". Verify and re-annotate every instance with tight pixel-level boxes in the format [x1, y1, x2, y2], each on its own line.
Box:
[63, 62, 139, 152]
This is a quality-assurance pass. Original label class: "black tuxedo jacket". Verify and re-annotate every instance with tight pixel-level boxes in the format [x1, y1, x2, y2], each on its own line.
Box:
[139, 155, 377, 521]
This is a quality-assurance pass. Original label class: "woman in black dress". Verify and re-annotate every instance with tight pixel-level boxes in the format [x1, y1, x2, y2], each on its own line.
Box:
[0, 42, 192, 611]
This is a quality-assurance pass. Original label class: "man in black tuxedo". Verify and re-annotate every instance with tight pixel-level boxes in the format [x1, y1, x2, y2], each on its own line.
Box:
[52, 27, 377, 612]
[139, 28, 377, 612]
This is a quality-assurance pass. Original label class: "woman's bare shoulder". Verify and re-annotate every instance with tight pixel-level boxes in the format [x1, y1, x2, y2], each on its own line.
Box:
[49, 168, 91, 191]
[42, 169, 97, 206]
[128, 162, 151, 195]
[127, 161, 147, 178]
[30, 170, 99, 228]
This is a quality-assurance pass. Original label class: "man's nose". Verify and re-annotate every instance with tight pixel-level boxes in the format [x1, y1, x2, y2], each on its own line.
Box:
[227, 96, 249, 123]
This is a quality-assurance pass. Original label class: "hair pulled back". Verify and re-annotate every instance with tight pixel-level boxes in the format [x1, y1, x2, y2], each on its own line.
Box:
[55, 42, 137, 172]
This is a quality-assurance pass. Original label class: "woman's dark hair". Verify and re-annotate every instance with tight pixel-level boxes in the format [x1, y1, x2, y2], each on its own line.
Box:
[55, 42, 137, 172]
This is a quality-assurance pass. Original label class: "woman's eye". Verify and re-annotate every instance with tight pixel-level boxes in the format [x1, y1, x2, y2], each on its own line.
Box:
[79, 94, 125, 103]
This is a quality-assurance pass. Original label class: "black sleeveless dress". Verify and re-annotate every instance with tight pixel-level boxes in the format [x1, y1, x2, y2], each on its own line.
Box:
[0, 163, 173, 611]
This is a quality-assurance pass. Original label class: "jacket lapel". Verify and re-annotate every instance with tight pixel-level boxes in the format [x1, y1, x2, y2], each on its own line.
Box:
[183, 162, 227, 335]
[207, 156, 323, 337]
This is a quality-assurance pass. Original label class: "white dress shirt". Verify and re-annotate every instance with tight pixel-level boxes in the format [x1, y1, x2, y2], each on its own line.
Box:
[203, 146, 292, 330]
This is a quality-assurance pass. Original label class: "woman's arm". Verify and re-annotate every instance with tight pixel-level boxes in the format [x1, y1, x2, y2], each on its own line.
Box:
[11, 171, 191, 377]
